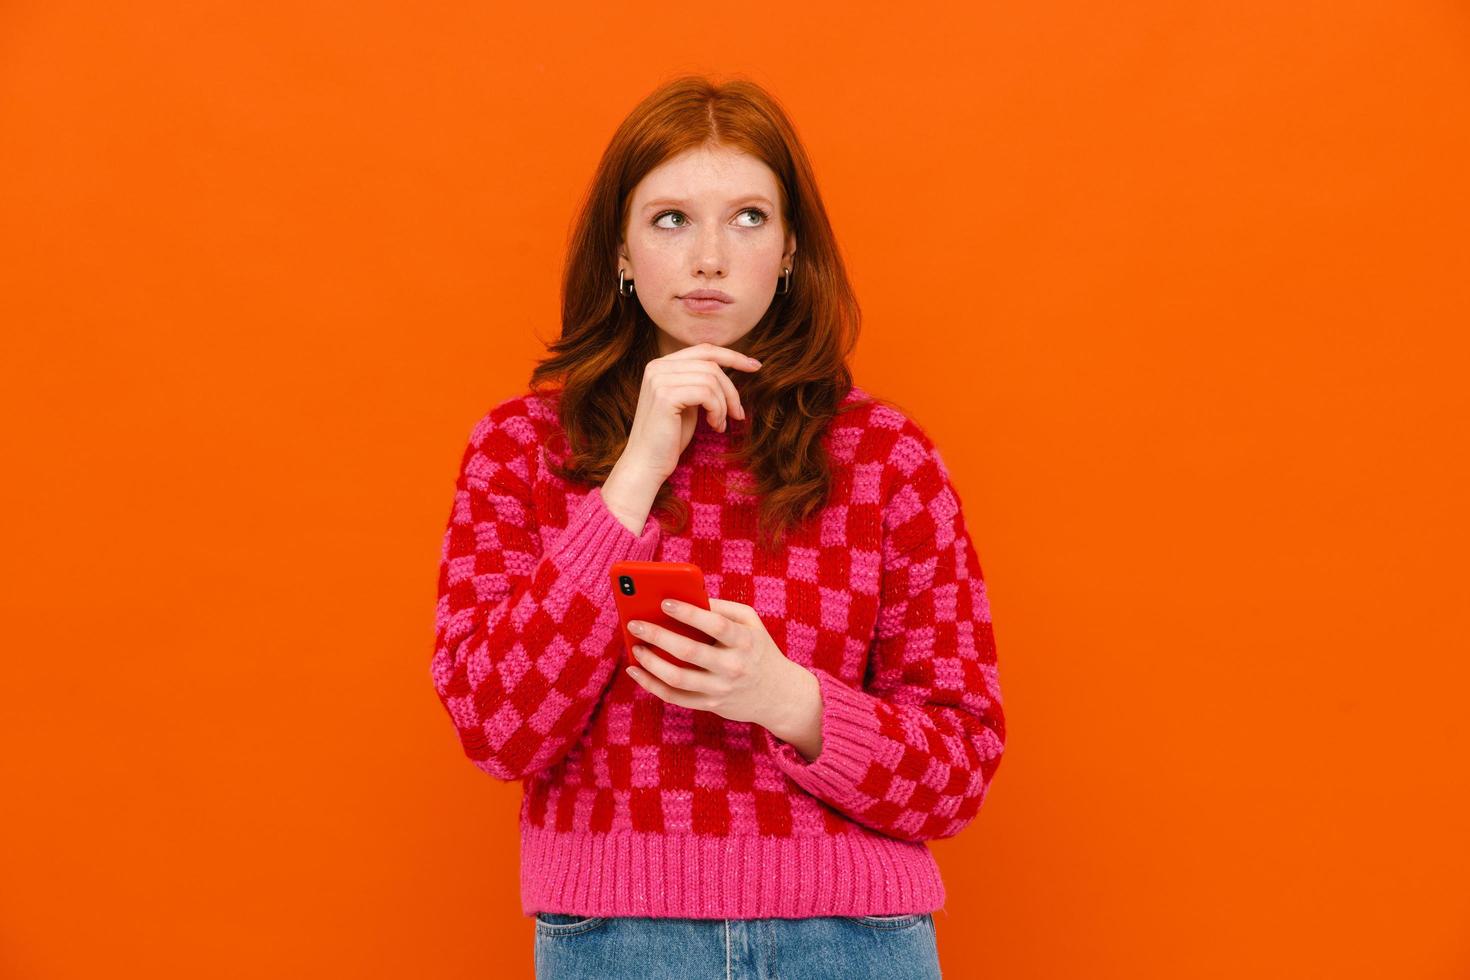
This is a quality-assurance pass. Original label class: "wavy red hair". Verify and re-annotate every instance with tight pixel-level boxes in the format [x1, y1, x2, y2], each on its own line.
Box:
[529, 74, 888, 553]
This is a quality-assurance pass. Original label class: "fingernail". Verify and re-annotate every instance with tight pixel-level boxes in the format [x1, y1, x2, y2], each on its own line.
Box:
[662, 599, 676, 610]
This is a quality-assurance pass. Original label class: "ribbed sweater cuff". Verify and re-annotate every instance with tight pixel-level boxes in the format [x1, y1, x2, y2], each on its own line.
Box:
[761, 667, 884, 807]
[542, 486, 662, 597]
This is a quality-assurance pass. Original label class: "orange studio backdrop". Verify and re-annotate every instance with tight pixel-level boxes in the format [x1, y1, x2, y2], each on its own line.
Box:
[2, 2, 1467, 978]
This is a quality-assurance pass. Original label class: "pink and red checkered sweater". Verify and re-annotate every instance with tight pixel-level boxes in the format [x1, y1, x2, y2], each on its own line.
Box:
[430, 384, 1005, 920]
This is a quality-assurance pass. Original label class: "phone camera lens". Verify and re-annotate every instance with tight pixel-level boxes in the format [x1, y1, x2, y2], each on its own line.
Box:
[618, 575, 635, 595]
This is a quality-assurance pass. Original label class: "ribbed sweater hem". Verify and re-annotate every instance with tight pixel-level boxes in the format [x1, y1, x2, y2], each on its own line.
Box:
[518, 825, 946, 919]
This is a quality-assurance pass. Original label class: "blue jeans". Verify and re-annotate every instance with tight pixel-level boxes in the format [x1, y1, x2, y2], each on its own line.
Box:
[533, 912, 943, 979]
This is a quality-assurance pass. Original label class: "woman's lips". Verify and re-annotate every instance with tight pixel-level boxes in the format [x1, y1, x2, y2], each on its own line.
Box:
[680, 296, 730, 313]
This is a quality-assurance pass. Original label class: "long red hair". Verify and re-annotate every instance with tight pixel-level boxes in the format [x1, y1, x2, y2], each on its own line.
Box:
[529, 74, 888, 553]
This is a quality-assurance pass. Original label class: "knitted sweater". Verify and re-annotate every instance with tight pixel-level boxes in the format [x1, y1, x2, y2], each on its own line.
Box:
[429, 384, 1005, 919]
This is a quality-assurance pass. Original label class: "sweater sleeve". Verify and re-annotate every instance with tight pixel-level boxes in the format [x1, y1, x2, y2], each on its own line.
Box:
[430, 402, 663, 782]
[761, 420, 1006, 841]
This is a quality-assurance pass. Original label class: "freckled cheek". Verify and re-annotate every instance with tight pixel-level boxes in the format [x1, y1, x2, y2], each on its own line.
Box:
[633, 252, 681, 291]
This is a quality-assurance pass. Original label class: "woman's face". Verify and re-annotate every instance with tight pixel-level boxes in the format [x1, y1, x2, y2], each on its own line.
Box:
[619, 143, 797, 358]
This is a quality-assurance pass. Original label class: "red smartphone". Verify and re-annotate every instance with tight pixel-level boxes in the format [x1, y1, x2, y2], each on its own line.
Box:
[609, 560, 715, 670]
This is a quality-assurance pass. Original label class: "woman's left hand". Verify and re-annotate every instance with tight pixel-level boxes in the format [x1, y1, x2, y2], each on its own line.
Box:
[625, 597, 813, 732]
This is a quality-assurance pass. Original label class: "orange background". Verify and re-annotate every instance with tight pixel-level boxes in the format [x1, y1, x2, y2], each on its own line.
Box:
[2, 2, 1467, 977]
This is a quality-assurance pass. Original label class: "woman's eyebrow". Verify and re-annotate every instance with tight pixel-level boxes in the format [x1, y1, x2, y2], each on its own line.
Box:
[642, 195, 775, 212]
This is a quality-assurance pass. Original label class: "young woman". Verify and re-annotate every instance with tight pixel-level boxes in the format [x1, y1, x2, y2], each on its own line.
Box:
[430, 74, 1006, 980]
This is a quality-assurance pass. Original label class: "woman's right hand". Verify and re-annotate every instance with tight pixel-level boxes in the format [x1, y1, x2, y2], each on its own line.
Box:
[619, 343, 763, 482]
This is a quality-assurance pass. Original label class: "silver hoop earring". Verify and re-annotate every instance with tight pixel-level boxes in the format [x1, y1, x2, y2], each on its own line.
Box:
[618, 269, 635, 297]
[777, 266, 792, 295]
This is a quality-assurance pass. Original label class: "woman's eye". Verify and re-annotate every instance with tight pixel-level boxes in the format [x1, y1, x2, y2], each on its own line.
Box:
[651, 208, 770, 229]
